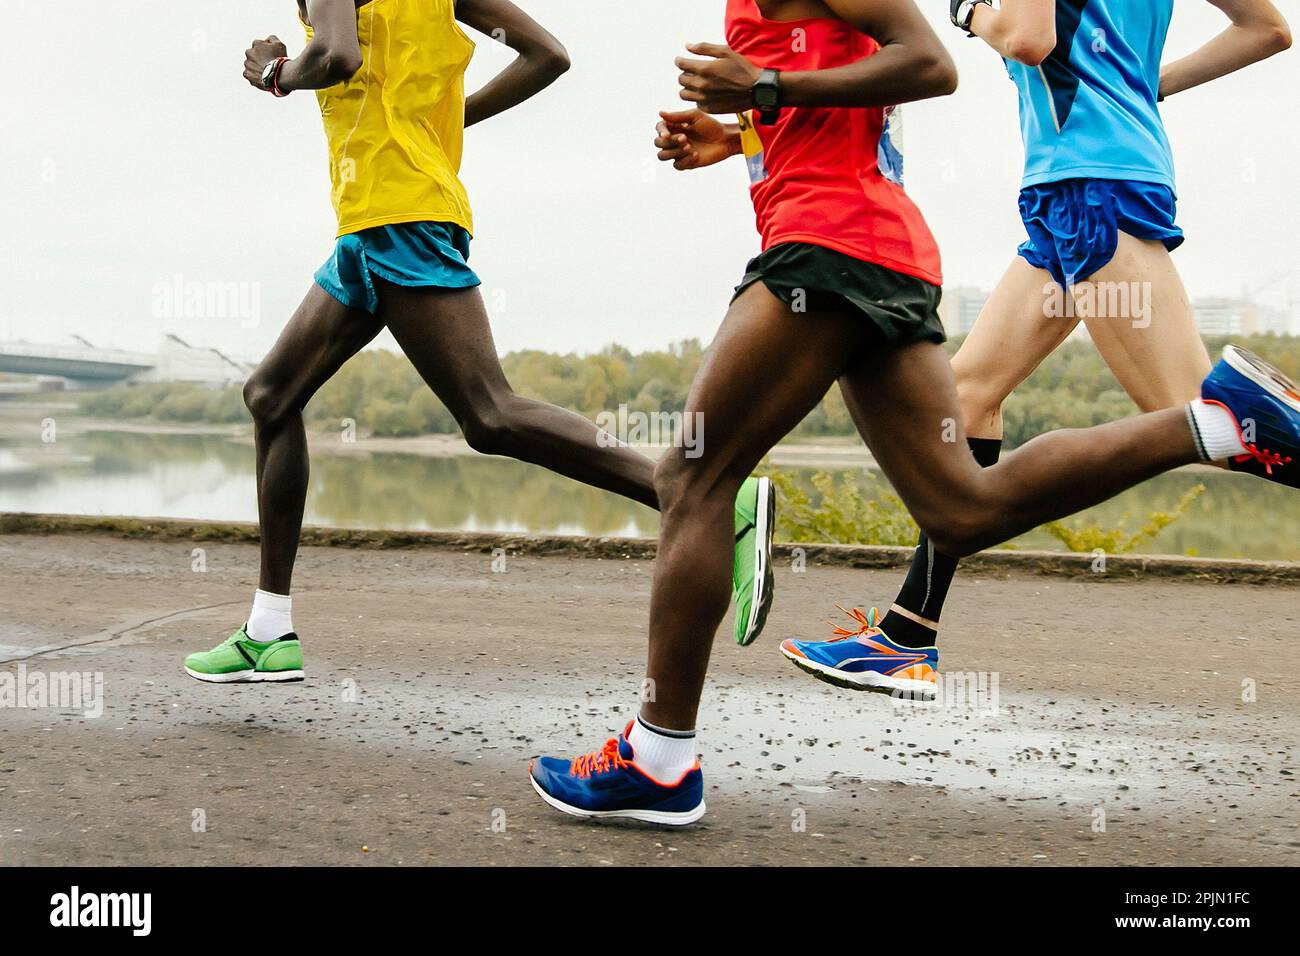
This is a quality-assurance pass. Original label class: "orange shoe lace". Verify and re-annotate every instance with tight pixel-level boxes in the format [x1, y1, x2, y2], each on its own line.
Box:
[828, 605, 880, 641]
[570, 737, 628, 779]
[1235, 443, 1292, 476]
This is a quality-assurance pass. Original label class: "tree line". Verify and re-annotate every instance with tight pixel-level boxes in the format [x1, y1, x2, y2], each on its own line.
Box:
[78, 333, 1300, 449]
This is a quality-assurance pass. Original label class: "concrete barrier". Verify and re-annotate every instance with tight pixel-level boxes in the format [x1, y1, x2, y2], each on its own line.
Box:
[2, 511, 1297, 586]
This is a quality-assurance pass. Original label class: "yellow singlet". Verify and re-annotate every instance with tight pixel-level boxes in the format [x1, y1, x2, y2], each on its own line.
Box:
[304, 0, 475, 238]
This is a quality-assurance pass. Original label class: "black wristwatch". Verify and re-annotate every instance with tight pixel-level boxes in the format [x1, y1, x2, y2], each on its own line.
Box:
[260, 57, 290, 97]
[752, 68, 782, 126]
[950, 0, 992, 37]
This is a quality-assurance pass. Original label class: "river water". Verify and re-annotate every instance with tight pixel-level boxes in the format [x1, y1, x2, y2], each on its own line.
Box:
[2, 412, 1296, 560]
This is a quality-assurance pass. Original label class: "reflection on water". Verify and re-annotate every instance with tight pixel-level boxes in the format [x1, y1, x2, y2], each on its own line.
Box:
[0, 430, 658, 538]
[1, 428, 1297, 560]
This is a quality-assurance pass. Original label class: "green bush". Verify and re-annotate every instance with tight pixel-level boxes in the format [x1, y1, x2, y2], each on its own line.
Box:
[1042, 483, 1206, 554]
[766, 470, 919, 547]
[764, 469, 1205, 555]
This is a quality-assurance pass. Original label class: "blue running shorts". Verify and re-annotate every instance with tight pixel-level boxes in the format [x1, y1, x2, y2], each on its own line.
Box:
[1017, 179, 1184, 290]
[314, 221, 481, 314]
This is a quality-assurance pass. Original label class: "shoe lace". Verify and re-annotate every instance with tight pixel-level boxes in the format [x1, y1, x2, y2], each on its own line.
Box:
[827, 605, 879, 641]
[1235, 443, 1292, 475]
[570, 737, 627, 779]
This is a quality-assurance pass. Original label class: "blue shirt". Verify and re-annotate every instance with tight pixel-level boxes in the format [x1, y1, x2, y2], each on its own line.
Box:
[1006, 0, 1176, 191]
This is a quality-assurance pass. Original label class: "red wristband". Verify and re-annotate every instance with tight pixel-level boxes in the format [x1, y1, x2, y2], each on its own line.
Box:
[270, 57, 290, 97]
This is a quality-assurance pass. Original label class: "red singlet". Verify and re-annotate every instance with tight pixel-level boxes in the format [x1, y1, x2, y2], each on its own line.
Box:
[725, 0, 943, 286]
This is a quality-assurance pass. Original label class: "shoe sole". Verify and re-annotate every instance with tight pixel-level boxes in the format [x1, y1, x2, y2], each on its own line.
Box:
[737, 477, 776, 647]
[184, 667, 305, 684]
[1222, 346, 1300, 413]
[780, 645, 937, 701]
[529, 773, 706, 826]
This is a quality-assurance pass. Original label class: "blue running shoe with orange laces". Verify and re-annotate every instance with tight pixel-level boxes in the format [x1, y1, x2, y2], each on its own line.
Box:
[1201, 345, 1300, 487]
[781, 607, 938, 700]
[529, 721, 705, 826]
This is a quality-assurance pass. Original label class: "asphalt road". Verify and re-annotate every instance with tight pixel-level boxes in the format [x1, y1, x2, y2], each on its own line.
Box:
[1, 533, 1296, 866]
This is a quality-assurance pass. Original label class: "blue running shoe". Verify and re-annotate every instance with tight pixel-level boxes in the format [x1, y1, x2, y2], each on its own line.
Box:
[1201, 346, 1300, 487]
[781, 607, 938, 701]
[529, 721, 705, 826]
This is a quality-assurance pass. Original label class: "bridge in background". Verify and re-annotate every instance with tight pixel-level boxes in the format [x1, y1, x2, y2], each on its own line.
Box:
[0, 335, 249, 387]
[0, 339, 155, 383]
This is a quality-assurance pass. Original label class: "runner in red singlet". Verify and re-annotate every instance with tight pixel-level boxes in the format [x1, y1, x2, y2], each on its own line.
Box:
[725, 0, 942, 286]
[526, 0, 1300, 825]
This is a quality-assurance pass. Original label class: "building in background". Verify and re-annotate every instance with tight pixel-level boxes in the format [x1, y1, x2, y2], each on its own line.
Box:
[940, 286, 1299, 340]
[1193, 297, 1296, 337]
[940, 286, 1089, 342]
[939, 286, 989, 337]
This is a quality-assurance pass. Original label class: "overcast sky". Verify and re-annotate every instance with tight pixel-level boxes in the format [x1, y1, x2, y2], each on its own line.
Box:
[1, 0, 1296, 360]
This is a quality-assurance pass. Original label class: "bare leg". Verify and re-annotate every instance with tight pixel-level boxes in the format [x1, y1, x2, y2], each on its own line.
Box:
[871, 256, 1071, 641]
[242, 285, 384, 593]
[958, 237, 1211, 432]
[1081, 232, 1211, 410]
[873, 241, 1215, 643]
[845, 341, 1200, 558]
[949, 256, 1079, 439]
[644, 297, 1200, 732]
[376, 282, 658, 508]
[643, 284, 873, 729]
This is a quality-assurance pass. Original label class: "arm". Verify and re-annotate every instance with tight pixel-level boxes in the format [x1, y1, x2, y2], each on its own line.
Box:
[242, 0, 362, 95]
[966, 0, 1057, 67]
[654, 111, 743, 171]
[1159, 0, 1291, 99]
[456, 0, 571, 128]
[674, 0, 957, 115]
[781, 0, 959, 106]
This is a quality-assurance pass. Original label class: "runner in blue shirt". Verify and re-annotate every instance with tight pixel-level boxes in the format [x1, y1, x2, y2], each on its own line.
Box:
[782, 0, 1292, 684]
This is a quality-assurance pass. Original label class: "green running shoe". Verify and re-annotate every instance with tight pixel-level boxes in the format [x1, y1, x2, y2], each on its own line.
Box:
[733, 475, 776, 646]
[183, 625, 304, 683]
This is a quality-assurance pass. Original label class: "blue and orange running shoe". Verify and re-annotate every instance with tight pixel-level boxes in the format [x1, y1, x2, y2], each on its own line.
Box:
[1201, 345, 1300, 487]
[529, 721, 705, 826]
[781, 607, 938, 701]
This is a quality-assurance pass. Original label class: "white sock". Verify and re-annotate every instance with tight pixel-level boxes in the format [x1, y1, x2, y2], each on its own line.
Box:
[627, 715, 697, 781]
[1187, 400, 1248, 463]
[247, 590, 293, 642]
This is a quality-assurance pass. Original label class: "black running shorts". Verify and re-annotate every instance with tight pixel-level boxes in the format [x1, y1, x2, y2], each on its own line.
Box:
[734, 242, 947, 348]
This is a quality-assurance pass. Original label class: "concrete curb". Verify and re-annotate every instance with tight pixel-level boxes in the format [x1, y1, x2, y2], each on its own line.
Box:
[4, 512, 1297, 586]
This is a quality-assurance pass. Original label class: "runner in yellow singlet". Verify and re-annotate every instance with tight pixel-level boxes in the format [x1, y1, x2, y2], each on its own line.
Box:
[181, 0, 778, 684]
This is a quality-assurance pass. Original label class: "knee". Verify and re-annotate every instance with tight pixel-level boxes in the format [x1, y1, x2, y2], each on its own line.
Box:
[917, 515, 986, 560]
[912, 491, 996, 559]
[652, 452, 692, 513]
[653, 451, 741, 520]
[242, 376, 285, 427]
[954, 374, 1003, 434]
[459, 397, 518, 456]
